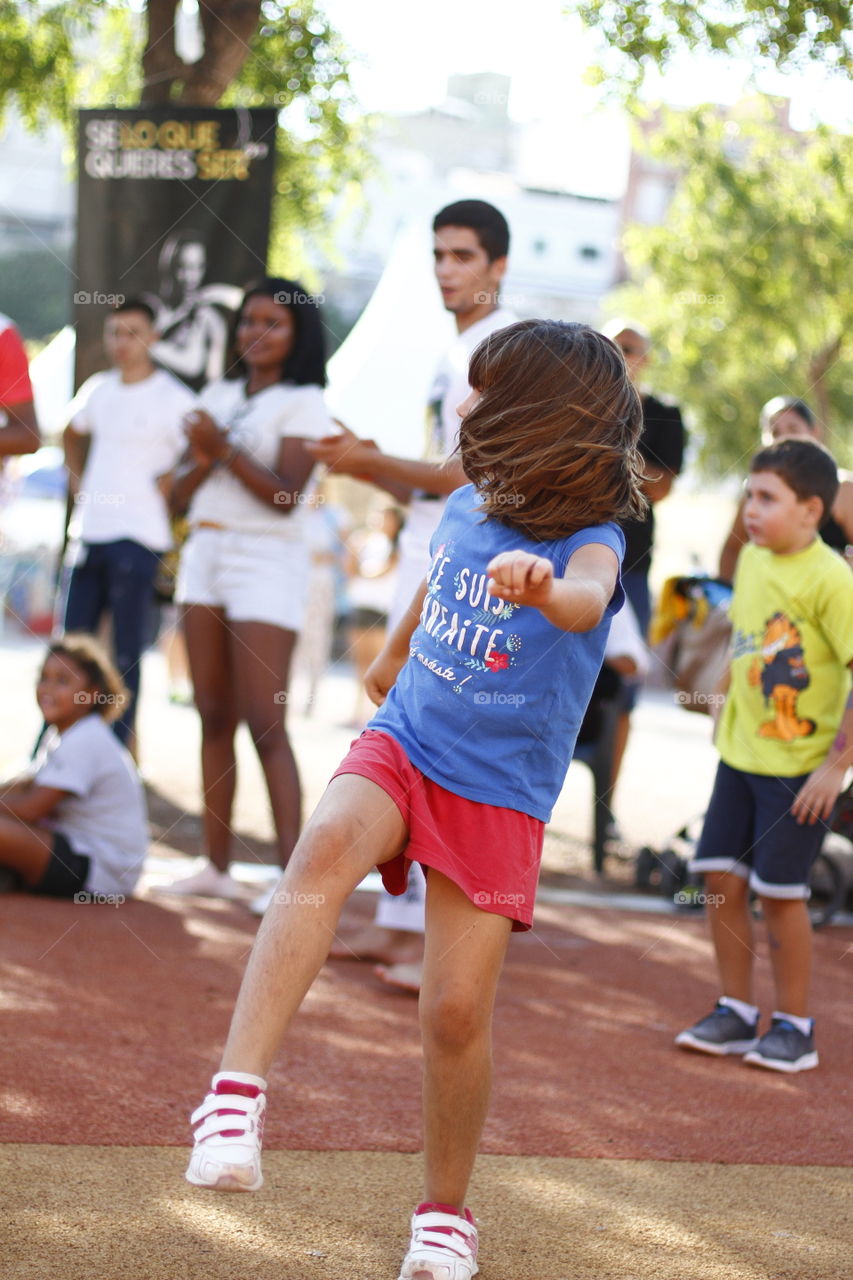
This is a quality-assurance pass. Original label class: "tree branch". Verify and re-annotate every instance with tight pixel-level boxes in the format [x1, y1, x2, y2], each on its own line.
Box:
[180, 0, 262, 105]
[141, 0, 187, 104]
[809, 335, 843, 427]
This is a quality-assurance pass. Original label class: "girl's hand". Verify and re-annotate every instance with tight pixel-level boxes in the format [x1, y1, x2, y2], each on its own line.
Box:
[184, 409, 229, 467]
[364, 648, 408, 707]
[487, 551, 554, 609]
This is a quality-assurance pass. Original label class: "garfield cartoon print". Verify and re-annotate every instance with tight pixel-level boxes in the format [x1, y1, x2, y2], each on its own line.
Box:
[748, 611, 816, 741]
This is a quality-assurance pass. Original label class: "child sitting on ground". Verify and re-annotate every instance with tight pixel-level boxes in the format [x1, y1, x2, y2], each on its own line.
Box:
[184, 319, 645, 1280]
[0, 635, 148, 901]
[676, 438, 853, 1072]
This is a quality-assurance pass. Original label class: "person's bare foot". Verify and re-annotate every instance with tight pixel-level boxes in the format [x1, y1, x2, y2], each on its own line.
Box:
[327, 925, 423, 965]
[374, 961, 422, 994]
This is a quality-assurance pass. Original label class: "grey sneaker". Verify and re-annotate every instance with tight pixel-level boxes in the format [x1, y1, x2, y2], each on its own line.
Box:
[675, 1001, 759, 1056]
[743, 1018, 818, 1073]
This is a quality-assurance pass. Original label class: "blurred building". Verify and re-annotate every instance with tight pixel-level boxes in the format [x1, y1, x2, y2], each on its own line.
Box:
[319, 72, 622, 327]
[0, 112, 73, 255]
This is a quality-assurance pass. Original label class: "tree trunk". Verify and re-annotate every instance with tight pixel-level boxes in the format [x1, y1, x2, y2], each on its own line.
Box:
[140, 0, 261, 107]
[141, 0, 187, 105]
[809, 335, 842, 429]
[180, 0, 262, 105]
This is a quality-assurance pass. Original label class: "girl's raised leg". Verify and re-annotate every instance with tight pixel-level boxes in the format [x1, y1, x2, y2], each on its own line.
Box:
[220, 772, 407, 1074]
[187, 773, 407, 1192]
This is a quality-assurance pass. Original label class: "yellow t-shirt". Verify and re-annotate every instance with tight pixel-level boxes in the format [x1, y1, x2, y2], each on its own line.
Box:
[717, 539, 853, 777]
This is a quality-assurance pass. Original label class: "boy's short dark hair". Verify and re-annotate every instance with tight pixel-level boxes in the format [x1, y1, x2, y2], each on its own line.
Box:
[113, 298, 156, 325]
[750, 438, 839, 524]
[433, 200, 510, 262]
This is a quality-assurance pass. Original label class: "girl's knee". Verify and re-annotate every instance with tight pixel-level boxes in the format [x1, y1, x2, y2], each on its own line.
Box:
[287, 812, 367, 886]
[421, 988, 491, 1055]
[196, 699, 236, 739]
[246, 718, 287, 757]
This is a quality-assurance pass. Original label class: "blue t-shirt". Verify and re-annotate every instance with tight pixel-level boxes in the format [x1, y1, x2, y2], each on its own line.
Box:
[369, 485, 625, 821]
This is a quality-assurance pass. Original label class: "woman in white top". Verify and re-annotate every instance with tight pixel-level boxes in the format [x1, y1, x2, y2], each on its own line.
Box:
[163, 278, 333, 903]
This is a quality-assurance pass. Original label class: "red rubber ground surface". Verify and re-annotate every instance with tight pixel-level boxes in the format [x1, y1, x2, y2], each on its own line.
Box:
[1, 890, 850, 1163]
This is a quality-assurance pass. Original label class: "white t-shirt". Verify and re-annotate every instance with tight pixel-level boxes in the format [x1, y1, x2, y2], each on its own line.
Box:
[389, 307, 516, 627]
[606, 597, 650, 680]
[68, 368, 195, 551]
[347, 529, 399, 616]
[400, 306, 517, 568]
[187, 379, 332, 539]
[33, 714, 148, 897]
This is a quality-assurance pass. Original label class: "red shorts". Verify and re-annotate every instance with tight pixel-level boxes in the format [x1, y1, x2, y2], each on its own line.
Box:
[331, 730, 544, 931]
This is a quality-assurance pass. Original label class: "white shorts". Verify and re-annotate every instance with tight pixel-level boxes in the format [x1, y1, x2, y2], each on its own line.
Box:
[176, 528, 310, 631]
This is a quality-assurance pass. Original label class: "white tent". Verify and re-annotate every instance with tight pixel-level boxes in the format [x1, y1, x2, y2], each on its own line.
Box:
[325, 219, 453, 457]
[29, 325, 75, 438]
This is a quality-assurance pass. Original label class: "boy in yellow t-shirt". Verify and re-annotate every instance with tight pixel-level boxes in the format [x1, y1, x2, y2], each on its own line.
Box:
[676, 438, 853, 1072]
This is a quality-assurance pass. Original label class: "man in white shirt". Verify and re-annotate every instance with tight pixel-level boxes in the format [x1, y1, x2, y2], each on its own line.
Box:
[311, 199, 515, 979]
[62, 300, 196, 747]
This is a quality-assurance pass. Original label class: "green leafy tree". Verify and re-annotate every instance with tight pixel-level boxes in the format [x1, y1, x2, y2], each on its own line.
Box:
[575, 1, 853, 92]
[608, 105, 853, 473]
[0, 0, 370, 271]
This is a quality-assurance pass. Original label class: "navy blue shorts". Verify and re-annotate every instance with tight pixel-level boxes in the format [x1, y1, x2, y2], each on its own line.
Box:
[689, 761, 826, 899]
[33, 833, 91, 899]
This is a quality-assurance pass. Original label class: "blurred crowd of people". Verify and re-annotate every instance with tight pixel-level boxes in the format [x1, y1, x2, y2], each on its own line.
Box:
[0, 195, 850, 993]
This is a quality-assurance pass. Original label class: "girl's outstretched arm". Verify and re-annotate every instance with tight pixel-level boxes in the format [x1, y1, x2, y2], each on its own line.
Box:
[487, 543, 619, 633]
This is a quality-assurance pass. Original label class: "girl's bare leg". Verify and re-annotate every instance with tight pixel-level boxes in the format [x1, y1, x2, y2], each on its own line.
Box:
[183, 605, 239, 871]
[219, 773, 407, 1076]
[419, 872, 512, 1209]
[0, 818, 52, 885]
[230, 620, 301, 868]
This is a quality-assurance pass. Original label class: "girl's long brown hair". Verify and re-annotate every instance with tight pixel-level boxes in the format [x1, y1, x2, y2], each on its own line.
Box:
[460, 320, 646, 540]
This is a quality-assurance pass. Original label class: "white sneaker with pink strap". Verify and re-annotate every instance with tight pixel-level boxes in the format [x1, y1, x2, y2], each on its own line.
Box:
[185, 1071, 266, 1192]
[398, 1203, 479, 1280]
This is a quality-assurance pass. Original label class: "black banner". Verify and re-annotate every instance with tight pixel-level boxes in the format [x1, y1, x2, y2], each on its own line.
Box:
[74, 107, 277, 390]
